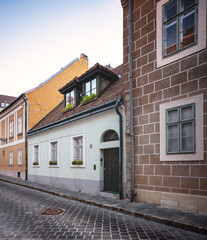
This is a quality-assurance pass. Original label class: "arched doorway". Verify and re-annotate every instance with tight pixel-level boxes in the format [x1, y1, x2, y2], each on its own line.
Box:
[101, 130, 119, 193]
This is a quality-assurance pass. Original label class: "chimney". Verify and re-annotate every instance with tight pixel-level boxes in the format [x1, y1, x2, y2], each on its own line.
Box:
[80, 53, 88, 63]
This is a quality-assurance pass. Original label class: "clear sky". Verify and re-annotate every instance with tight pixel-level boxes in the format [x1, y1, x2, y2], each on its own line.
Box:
[0, 0, 123, 97]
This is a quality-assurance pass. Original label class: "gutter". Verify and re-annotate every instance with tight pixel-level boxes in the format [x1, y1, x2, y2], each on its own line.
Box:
[23, 95, 28, 180]
[27, 99, 121, 136]
[129, 0, 136, 202]
[115, 97, 124, 200]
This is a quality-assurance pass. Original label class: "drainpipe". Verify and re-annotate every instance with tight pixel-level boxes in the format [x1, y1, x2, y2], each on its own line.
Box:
[115, 97, 123, 200]
[23, 95, 28, 180]
[129, 0, 136, 202]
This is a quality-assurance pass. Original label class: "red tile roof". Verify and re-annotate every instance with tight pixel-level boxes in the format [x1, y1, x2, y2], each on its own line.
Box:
[30, 64, 123, 132]
[0, 94, 16, 104]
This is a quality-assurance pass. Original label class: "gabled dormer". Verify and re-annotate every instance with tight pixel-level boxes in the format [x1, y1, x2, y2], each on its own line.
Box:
[59, 77, 81, 111]
[59, 63, 120, 112]
[79, 63, 119, 103]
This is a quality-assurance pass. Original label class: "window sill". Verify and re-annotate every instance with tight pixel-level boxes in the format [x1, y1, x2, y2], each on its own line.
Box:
[33, 165, 40, 168]
[18, 133, 23, 136]
[18, 164, 22, 166]
[8, 164, 13, 167]
[49, 165, 59, 168]
[71, 165, 85, 168]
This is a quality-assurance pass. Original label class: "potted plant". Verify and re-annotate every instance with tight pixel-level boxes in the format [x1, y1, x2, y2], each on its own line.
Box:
[49, 161, 58, 165]
[33, 162, 39, 166]
[72, 160, 83, 166]
[81, 94, 98, 104]
[61, 104, 74, 113]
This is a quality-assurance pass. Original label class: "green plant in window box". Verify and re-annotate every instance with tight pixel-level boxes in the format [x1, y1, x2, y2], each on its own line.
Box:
[49, 161, 58, 165]
[61, 104, 74, 113]
[72, 160, 83, 165]
[81, 94, 98, 104]
[33, 162, 39, 165]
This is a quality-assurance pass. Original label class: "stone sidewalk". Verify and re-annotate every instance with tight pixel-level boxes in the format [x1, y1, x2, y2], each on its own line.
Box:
[0, 174, 206, 236]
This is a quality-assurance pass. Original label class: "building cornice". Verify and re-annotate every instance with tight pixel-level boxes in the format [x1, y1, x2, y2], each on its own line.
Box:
[121, 0, 128, 7]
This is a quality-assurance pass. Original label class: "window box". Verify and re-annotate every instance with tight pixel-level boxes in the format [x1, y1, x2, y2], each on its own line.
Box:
[72, 160, 83, 166]
[33, 162, 39, 166]
[61, 104, 74, 113]
[81, 94, 98, 105]
[49, 161, 58, 165]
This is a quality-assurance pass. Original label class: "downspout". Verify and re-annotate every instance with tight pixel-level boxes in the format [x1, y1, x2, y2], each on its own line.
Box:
[23, 95, 28, 180]
[129, 0, 136, 202]
[115, 97, 123, 200]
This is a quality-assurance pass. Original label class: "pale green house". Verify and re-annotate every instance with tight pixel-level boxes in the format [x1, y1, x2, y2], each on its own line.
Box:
[27, 64, 126, 198]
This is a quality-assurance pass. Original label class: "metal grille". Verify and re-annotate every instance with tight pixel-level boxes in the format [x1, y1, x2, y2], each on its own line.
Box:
[103, 130, 119, 142]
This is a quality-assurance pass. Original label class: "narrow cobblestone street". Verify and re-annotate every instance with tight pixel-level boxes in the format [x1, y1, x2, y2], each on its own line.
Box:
[0, 181, 206, 240]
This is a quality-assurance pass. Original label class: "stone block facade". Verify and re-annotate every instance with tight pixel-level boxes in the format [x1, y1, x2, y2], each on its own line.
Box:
[121, 0, 207, 214]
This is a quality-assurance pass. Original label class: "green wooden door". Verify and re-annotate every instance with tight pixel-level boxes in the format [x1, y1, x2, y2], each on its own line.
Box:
[104, 148, 119, 193]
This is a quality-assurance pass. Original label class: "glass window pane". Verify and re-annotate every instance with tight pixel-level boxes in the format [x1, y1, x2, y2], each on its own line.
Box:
[181, 105, 193, 120]
[168, 124, 178, 138]
[168, 139, 179, 152]
[164, 19, 177, 55]
[74, 137, 83, 160]
[180, 9, 195, 49]
[91, 79, 96, 89]
[167, 109, 178, 122]
[85, 82, 90, 95]
[182, 137, 193, 152]
[181, 0, 195, 11]
[164, 0, 177, 21]
[51, 142, 57, 162]
[69, 90, 74, 105]
[91, 79, 96, 94]
[66, 93, 69, 105]
[181, 122, 193, 137]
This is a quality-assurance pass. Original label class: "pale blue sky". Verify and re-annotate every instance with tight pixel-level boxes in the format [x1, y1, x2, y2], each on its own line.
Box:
[0, 0, 123, 96]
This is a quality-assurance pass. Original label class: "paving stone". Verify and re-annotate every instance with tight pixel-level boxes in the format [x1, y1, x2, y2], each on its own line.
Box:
[0, 176, 207, 239]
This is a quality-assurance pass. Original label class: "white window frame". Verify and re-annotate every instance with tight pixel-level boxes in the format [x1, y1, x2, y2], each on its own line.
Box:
[18, 149, 23, 165]
[49, 140, 59, 167]
[157, 0, 206, 67]
[70, 133, 85, 168]
[65, 90, 75, 107]
[9, 151, 13, 165]
[160, 94, 203, 161]
[33, 144, 40, 167]
[9, 120, 14, 138]
[18, 115, 23, 134]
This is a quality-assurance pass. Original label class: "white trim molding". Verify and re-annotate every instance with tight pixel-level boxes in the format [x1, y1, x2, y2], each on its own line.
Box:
[70, 133, 85, 168]
[156, 0, 206, 67]
[160, 94, 204, 161]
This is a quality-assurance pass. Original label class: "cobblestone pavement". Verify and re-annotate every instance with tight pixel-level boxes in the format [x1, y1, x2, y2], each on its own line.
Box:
[0, 181, 206, 240]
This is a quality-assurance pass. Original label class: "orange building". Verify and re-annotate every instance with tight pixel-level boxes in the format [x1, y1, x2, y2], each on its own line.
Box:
[26, 53, 88, 130]
[0, 54, 88, 179]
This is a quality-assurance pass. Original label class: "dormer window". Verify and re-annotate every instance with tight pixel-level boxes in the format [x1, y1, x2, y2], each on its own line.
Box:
[66, 90, 75, 106]
[85, 78, 96, 96]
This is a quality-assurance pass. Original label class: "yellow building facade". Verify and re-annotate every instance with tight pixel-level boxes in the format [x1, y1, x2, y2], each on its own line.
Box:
[0, 54, 88, 179]
[26, 54, 88, 130]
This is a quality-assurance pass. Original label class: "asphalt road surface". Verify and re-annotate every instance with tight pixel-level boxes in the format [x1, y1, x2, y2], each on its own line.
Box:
[0, 181, 206, 240]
